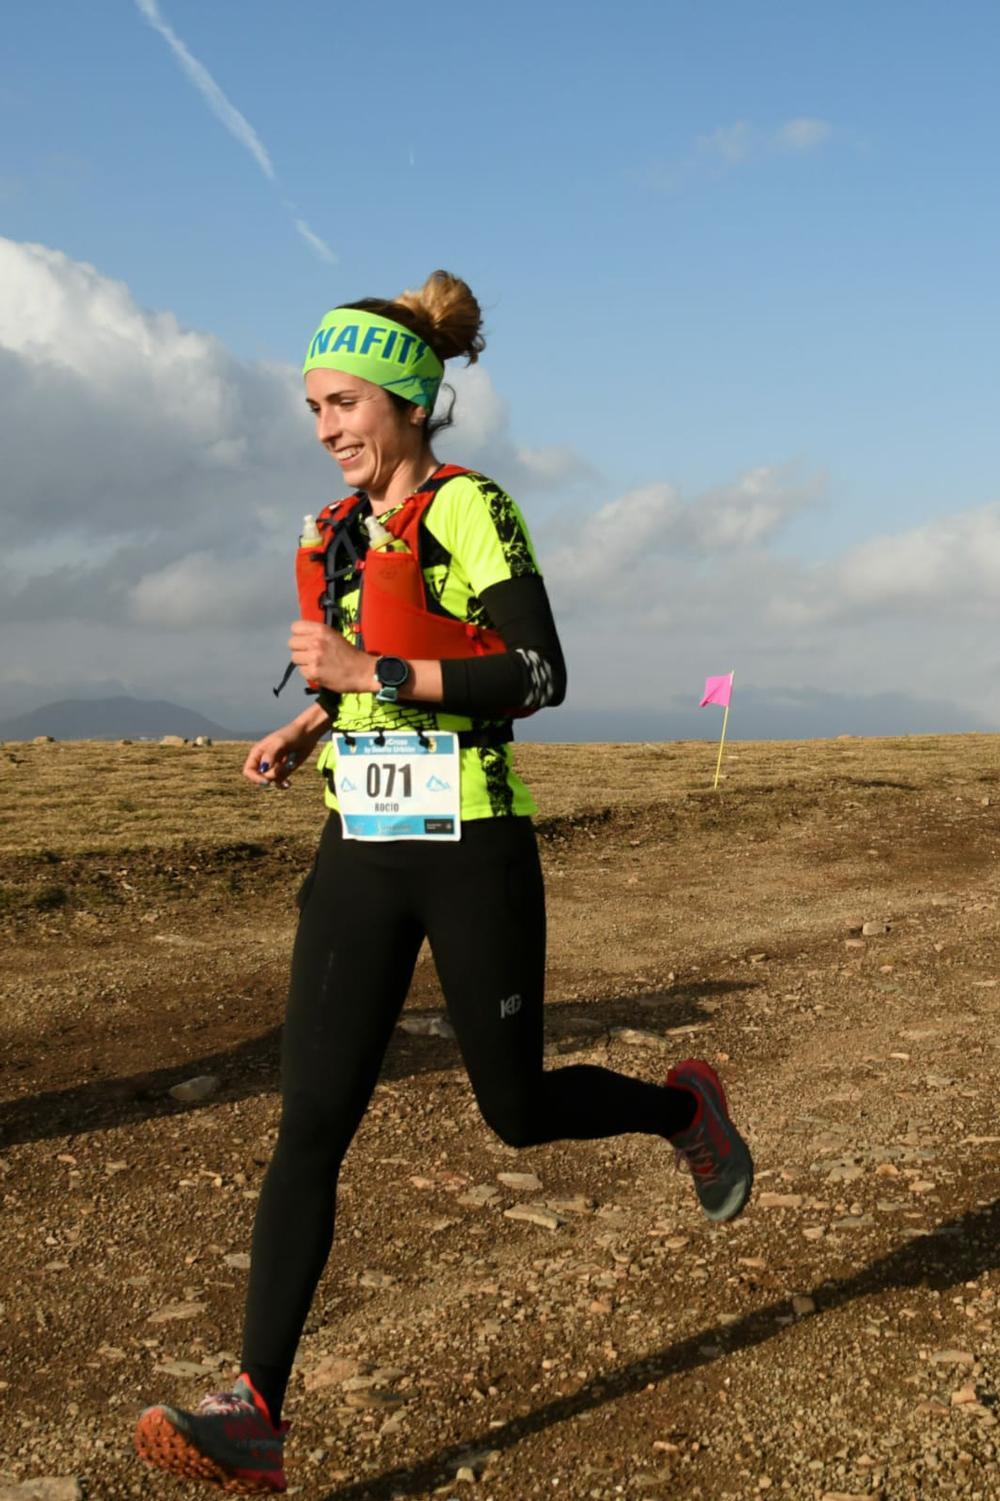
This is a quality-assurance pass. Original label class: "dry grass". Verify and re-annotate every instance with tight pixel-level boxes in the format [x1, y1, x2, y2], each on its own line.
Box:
[3, 733, 998, 860]
[1, 733, 999, 1497]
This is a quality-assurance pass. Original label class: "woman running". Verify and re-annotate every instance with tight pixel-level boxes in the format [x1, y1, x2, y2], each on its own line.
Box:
[134, 271, 753, 1493]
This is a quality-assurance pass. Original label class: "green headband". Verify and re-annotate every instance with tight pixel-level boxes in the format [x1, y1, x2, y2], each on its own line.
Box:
[302, 308, 444, 410]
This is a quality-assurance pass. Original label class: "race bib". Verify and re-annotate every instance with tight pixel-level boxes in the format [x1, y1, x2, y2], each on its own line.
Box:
[333, 732, 461, 841]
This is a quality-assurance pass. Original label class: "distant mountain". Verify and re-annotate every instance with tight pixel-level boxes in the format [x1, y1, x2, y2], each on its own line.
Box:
[0, 696, 246, 741]
[518, 690, 996, 743]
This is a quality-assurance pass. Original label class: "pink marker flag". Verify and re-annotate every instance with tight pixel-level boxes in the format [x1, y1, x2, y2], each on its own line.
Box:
[699, 673, 733, 709]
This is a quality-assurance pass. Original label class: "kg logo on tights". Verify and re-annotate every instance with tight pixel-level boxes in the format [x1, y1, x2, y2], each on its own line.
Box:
[499, 993, 522, 1019]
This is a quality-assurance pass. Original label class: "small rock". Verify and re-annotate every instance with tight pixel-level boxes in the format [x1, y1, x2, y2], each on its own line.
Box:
[503, 1204, 564, 1231]
[791, 1294, 816, 1317]
[397, 1014, 455, 1039]
[609, 1026, 672, 1050]
[758, 1191, 803, 1209]
[359, 1269, 395, 1289]
[825, 1164, 863, 1183]
[344, 1388, 408, 1410]
[545, 1194, 595, 1215]
[929, 1348, 975, 1366]
[302, 1355, 360, 1392]
[951, 1383, 979, 1405]
[0, 1481, 83, 1500]
[223, 1252, 251, 1270]
[155, 1359, 212, 1378]
[147, 1301, 206, 1324]
[862, 919, 890, 936]
[32, 735, 56, 745]
[160, 735, 187, 746]
[748, 952, 768, 964]
[193, 735, 213, 747]
[497, 1172, 542, 1191]
[169, 1075, 220, 1103]
[450, 1450, 500, 1478]
[457, 1184, 500, 1208]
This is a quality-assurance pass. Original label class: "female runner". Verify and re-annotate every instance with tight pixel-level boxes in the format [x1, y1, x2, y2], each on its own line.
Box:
[134, 271, 753, 1492]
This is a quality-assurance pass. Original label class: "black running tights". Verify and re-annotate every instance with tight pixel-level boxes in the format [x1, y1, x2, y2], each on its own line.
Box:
[241, 814, 695, 1423]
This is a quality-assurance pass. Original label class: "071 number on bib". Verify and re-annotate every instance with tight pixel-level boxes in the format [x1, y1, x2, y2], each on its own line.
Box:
[333, 731, 461, 842]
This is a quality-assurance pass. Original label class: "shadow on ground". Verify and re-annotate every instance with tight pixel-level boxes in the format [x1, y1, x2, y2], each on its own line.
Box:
[0, 981, 749, 1148]
[317, 1196, 1000, 1499]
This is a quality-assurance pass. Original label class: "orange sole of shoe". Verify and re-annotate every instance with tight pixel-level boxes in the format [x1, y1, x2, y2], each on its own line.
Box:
[134, 1408, 286, 1494]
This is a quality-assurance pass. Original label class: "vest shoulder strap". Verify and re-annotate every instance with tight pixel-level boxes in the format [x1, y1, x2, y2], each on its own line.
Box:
[319, 492, 365, 529]
[382, 465, 473, 548]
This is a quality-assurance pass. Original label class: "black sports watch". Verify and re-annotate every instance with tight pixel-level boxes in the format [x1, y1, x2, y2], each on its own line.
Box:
[374, 656, 410, 704]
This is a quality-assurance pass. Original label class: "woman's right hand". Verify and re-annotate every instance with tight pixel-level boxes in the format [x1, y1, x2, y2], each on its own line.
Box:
[242, 710, 329, 789]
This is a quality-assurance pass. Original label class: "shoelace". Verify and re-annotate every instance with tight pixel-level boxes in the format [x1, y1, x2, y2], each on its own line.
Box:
[195, 1390, 259, 1419]
[674, 1138, 721, 1182]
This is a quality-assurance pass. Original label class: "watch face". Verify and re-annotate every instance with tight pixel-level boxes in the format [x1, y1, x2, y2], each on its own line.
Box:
[377, 656, 409, 688]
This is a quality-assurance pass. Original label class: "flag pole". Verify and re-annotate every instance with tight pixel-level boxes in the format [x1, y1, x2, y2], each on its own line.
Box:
[712, 670, 734, 791]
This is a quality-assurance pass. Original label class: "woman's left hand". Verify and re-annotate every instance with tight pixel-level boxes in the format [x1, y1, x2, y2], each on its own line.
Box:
[289, 620, 374, 693]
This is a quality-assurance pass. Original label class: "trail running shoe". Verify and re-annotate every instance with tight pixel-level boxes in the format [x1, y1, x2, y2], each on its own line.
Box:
[666, 1058, 754, 1223]
[134, 1373, 289, 1494]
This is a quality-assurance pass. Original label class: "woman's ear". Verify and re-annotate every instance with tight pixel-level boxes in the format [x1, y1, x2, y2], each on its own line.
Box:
[410, 405, 427, 426]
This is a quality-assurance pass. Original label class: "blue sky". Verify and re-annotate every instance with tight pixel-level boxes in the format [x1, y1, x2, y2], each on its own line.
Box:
[2, 1, 999, 734]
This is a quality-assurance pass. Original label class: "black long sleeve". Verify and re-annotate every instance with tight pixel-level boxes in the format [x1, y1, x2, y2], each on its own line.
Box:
[438, 574, 567, 717]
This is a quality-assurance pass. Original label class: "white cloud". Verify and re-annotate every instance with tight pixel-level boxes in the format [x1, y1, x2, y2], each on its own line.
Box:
[637, 117, 834, 191]
[439, 364, 594, 492]
[545, 466, 819, 605]
[775, 117, 833, 152]
[0, 238, 311, 544]
[128, 550, 289, 629]
[3, 236, 998, 734]
[0, 237, 586, 648]
[697, 121, 754, 166]
[678, 466, 820, 550]
[783, 503, 1000, 624]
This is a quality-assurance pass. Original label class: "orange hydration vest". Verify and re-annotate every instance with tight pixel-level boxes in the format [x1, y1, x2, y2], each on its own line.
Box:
[297, 465, 508, 672]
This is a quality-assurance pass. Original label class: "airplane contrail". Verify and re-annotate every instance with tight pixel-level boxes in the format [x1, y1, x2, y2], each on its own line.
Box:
[133, 0, 274, 179]
[134, 0, 336, 264]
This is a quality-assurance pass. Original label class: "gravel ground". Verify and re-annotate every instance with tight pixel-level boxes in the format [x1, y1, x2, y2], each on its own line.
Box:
[0, 736, 997, 1499]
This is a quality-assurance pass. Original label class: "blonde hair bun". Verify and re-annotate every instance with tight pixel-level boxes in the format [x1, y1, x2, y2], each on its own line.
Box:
[395, 270, 485, 364]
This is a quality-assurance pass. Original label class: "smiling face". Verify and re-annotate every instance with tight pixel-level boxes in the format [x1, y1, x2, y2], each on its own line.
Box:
[304, 367, 427, 502]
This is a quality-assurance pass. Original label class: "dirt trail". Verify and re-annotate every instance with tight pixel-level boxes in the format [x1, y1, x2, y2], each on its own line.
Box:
[0, 737, 998, 1499]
